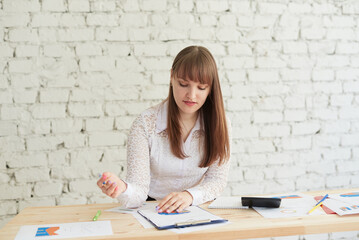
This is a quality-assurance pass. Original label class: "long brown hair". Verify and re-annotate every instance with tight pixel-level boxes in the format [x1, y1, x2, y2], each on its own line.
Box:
[167, 46, 230, 167]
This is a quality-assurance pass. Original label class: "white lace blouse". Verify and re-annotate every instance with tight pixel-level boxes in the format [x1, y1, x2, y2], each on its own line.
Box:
[118, 101, 231, 208]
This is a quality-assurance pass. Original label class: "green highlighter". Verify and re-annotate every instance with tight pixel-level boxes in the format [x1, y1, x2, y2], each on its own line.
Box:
[93, 210, 101, 221]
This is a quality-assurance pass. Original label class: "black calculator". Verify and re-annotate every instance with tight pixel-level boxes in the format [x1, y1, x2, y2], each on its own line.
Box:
[241, 197, 281, 208]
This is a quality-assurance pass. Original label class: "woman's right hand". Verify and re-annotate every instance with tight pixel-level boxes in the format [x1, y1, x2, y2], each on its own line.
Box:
[97, 172, 127, 198]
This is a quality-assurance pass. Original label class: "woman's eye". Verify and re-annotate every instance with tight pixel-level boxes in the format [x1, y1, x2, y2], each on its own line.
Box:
[198, 86, 207, 90]
[179, 83, 188, 87]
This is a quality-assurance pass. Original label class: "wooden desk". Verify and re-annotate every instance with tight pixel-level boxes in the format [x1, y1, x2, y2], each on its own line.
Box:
[1, 189, 359, 240]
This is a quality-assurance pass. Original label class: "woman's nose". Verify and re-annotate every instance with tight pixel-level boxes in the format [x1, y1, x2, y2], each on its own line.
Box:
[187, 87, 196, 100]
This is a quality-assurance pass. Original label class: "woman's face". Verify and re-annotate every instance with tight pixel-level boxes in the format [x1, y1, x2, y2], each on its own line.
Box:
[171, 76, 210, 118]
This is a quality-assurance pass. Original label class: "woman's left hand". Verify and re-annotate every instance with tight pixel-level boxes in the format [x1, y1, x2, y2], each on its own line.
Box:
[157, 191, 193, 213]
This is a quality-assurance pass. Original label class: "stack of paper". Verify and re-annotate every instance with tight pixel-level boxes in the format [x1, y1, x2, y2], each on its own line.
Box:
[138, 206, 227, 230]
[252, 193, 325, 218]
[106, 202, 229, 233]
[323, 192, 359, 216]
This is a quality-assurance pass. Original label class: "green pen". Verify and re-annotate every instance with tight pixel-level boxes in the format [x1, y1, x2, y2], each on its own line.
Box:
[93, 210, 101, 221]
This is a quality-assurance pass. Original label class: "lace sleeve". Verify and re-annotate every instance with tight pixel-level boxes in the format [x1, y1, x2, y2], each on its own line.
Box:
[117, 114, 151, 208]
[186, 119, 232, 205]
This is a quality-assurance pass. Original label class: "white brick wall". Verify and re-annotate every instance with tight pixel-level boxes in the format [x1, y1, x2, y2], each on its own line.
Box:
[1, 0, 359, 239]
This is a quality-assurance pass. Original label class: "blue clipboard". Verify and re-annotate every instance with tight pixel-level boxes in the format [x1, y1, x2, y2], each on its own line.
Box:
[137, 206, 227, 230]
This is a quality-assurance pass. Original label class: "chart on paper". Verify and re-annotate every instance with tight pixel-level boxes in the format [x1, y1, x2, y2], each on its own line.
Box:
[15, 221, 113, 240]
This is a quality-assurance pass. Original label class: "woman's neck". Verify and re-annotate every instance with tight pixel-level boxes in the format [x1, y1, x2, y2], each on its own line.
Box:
[179, 112, 198, 125]
[179, 112, 198, 142]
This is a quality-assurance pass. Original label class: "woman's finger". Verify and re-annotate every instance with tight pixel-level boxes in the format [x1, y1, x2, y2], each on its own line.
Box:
[165, 199, 182, 213]
[176, 201, 189, 213]
[110, 186, 119, 198]
[97, 174, 107, 187]
[105, 182, 116, 196]
[162, 191, 192, 213]
[160, 194, 182, 212]
[97, 173, 110, 188]
[157, 193, 174, 210]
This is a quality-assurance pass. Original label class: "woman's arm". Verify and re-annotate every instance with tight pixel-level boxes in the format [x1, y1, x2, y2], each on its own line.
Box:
[186, 158, 231, 205]
[156, 153, 231, 212]
[117, 114, 151, 208]
[186, 119, 232, 205]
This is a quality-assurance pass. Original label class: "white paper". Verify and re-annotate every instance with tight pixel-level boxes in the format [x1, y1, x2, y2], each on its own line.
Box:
[324, 192, 359, 216]
[106, 203, 229, 233]
[132, 211, 154, 228]
[106, 202, 157, 228]
[15, 221, 113, 240]
[138, 206, 224, 228]
[328, 192, 359, 205]
[105, 207, 136, 214]
[253, 193, 325, 218]
[169, 221, 230, 234]
[208, 196, 248, 209]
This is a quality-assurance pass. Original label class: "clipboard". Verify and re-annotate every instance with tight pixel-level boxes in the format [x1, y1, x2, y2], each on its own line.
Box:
[137, 206, 227, 230]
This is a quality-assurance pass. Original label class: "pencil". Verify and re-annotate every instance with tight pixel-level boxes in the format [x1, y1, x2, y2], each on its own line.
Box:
[308, 202, 323, 214]
[315, 194, 328, 206]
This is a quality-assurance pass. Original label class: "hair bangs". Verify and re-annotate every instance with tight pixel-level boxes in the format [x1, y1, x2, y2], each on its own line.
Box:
[173, 51, 214, 86]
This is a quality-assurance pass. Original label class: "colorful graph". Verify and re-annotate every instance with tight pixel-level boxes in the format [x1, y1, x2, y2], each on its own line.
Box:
[339, 205, 359, 211]
[35, 227, 59, 236]
[274, 195, 301, 199]
[340, 192, 359, 197]
[158, 210, 190, 215]
[340, 206, 351, 211]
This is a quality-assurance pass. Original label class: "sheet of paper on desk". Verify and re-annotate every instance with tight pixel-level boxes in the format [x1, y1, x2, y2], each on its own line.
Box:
[170, 220, 230, 234]
[106, 203, 229, 233]
[106, 202, 157, 228]
[324, 192, 359, 216]
[15, 221, 113, 240]
[134, 207, 229, 234]
[253, 193, 325, 218]
[139, 205, 224, 228]
[208, 196, 249, 209]
[105, 201, 158, 214]
[138, 206, 229, 234]
[328, 192, 359, 206]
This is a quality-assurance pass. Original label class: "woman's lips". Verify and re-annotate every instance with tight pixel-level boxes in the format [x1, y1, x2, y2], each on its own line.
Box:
[184, 101, 196, 106]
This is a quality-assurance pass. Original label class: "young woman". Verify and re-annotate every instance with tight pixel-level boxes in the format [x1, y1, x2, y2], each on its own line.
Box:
[97, 46, 231, 213]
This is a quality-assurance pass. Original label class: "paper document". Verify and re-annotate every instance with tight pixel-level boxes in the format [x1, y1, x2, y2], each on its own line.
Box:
[106, 202, 157, 228]
[208, 196, 248, 209]
[253, 193, 325, 218]
[138, 205, 226, 229]
[106, 202, 229, 233]
[170, 220, 230, 234]
[15, 221, 113, 240]
[324, 192, 359, 216]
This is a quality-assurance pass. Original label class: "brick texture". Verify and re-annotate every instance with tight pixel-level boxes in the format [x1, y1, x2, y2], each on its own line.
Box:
[0, 1, 359, 239]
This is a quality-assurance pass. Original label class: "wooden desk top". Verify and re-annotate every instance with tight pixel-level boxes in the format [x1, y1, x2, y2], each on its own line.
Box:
[1, 189, 359, 240]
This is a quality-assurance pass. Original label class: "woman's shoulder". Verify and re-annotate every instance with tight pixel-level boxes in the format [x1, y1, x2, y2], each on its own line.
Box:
[139, 101, 163, 119]
[133, 101, 165, 132]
